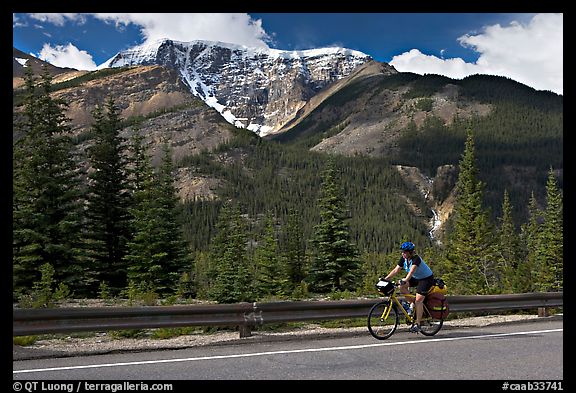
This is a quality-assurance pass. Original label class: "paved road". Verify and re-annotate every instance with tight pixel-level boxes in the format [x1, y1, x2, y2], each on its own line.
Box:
[13, 320, 562, 381]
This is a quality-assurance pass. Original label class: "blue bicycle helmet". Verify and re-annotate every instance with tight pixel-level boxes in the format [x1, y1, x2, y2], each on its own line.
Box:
[400, 241, 415, 251]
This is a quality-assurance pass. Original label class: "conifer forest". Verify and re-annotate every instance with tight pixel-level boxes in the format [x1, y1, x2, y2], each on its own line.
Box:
[12, 68, 563, 307]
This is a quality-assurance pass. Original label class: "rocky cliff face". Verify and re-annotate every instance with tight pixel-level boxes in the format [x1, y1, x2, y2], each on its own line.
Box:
[101, 39, 395, 136]
[307, 82, 491, 157]
[46, 65, 233, 163]
[395, 164, 458, 243]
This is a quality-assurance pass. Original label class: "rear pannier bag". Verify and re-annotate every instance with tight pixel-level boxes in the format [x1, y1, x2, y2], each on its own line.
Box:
[425, 292, 449, 319]
[427, 278, 448, 296]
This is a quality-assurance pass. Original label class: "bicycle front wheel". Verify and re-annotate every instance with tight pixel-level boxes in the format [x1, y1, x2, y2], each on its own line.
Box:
[367, 301, 399, 340]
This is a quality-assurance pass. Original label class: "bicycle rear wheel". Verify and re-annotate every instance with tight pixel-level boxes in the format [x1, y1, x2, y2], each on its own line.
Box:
[367, 301, 399, 340]
[419, 308, 443, 336]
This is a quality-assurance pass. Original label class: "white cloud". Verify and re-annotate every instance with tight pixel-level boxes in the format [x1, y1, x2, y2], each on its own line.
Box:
[28, 13, 85, 26]
[389, 49, 478, 80]
[92, 13, 270, 48]
[13, 13, 27, 28]
[26, 13, 271, 69]
[32, 13, 271, 49]
[390, 13, 563, 95]
[38, 43, 98, 71]
[23, 13, 271, 70]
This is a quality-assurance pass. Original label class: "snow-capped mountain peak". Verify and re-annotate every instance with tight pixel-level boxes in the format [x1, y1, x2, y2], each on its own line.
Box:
[100, 39, 375, 135]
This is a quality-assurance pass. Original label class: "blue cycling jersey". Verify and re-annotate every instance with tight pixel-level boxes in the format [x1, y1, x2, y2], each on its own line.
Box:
[397, 255, 433, 280]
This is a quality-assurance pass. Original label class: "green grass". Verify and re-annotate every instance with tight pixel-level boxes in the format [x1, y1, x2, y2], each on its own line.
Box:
[13, 335, 38, 346]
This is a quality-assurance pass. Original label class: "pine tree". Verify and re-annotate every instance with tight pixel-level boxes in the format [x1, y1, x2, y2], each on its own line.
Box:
[13, 66, 85, 295]
[517, 192, 540, 292]
[154, 141, 191, 290]
[443, 130, 498, 294]
[253, 212, 281, 299]
[84, 98, 132, 293]
[208, 203, 253, 303]
[534, 168, 563, 291]
[191, 250, 212, 299]
[495, 189, 521, 292]
[127, 131, 150, 195]
[307, 157, 361, 293]
[123, 134, 157, 291]
[281, 208, 308, 294]
[207, 203, 239, 303]
[123, 140, 190, 294]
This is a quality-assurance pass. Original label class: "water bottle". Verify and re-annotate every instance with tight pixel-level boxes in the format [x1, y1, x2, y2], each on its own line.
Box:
[401, 300, 410, 313]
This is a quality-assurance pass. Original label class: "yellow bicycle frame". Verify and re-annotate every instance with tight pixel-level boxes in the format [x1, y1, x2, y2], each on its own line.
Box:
[381, 292, 418, 323]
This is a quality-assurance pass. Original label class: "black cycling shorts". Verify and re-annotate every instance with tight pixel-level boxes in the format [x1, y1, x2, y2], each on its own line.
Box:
[408, 275, 435, 296]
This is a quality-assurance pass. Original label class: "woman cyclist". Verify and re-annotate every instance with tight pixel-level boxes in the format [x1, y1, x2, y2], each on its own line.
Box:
[382, 241, 435, 333]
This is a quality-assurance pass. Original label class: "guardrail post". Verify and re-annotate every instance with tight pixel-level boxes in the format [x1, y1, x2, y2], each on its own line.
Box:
[239, 325, 252, 338]
[239, 302, 263, 338]
[538, 307, 549, 317]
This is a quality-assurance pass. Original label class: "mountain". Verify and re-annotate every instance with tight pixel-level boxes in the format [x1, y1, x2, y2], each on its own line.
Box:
[100, 39, 395, 136]
[13, 41, 562, 248]
[12, 63, 236, 202]
[12, 47, 81, 89]
[270, 70, 563, 234]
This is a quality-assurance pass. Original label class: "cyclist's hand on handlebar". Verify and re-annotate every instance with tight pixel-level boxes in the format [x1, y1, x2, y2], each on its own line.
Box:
[398, 279, 406, 286]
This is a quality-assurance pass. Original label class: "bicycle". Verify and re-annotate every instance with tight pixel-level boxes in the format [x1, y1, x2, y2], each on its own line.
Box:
[367, 278, 444, 340]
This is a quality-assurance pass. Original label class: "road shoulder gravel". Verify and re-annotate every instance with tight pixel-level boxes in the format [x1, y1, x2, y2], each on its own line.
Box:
[13, 313, 562, 361]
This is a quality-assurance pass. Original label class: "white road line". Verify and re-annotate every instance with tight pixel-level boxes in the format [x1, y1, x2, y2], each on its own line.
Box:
[14, 328, 562, 374]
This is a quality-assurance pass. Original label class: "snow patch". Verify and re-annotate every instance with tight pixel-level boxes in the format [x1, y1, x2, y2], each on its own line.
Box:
[246, 123, 274, 136]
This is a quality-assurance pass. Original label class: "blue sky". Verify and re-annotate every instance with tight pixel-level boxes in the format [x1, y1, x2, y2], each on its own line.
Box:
[13, 13, 563, 95]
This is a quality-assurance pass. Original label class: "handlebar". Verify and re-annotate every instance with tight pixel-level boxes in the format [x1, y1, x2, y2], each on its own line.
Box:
[378, 278, 405, 286]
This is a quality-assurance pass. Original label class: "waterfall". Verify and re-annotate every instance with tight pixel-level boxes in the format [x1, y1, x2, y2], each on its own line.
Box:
[429, 208, 442, 244]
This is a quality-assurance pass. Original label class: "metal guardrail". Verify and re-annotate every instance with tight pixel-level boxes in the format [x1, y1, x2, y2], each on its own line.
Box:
[13, 292, 562, 338]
